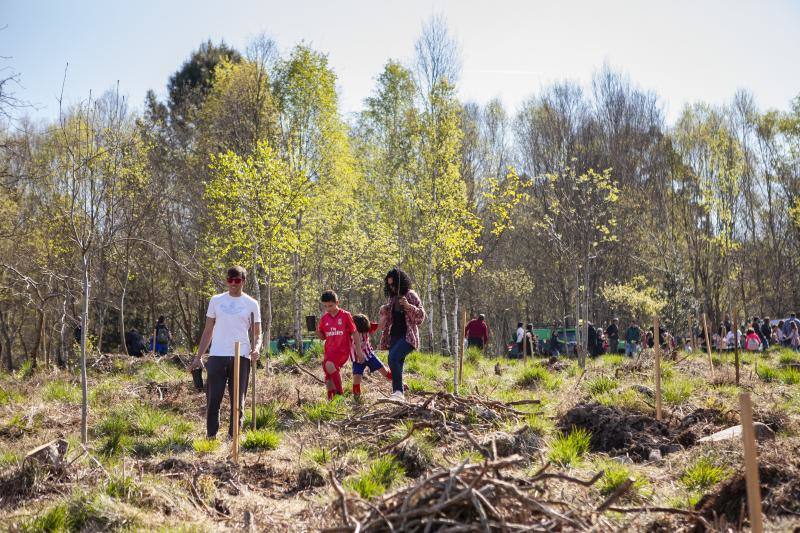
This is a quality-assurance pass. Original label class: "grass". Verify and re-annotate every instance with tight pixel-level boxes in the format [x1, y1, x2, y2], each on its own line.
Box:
[595, 388, 650, 413]
[0, 451, 19, 469]
[304, 446, 331, 465]
[43, 380, 82, 403]
[516, 363, 561, 390]
[303, 396, 346, 422]
[780, 367, 800, 385]
[778, 350, 800, 366]
[663, 377, 695, 405]
[586, 375, 618, 397]
[104, 475, 141, 500]
[20, 491, 140, 532]
[192, 438, 221, 455]
[345, 456, 405, 499]
[597, 460, 649, 497]
[0, 385, 23, 406]
[243, 401, 281, 430]
[757, 365, 780, 382]
[548, 427, 591, 467]
[679, 456, 730, 492]
[241, 428, 281, 451]
[599, 354, 624, 367]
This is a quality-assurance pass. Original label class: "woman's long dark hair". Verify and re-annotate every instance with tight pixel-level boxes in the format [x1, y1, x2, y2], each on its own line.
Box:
[384, 268, 412, 297]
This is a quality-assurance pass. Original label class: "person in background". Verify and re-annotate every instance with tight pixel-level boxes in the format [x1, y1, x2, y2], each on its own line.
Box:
[789, 321, 800, 351]
[761, 317, 772, 350]
[523, 324, 535, 357]
[723, 313, 732, 333]
[378, 268, 426, 402]
[783, 313, 800, 343]
[153, 316, 172, 355]
[516, 322, 524, 355]
[125, 327, 147, 357]
[745, 327, 762, 351]
[465, 314, 489, 350]
[189, 265, 262, 440]
[605, 318, 620, 354]
[549, 322, 561, 357]
[773, 323, 784, 346]
[624, 321, 641, 357]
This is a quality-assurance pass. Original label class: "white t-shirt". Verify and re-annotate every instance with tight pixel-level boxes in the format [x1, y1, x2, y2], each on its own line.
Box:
[516, 327, 524, 343]
[206, 292, 261, 358]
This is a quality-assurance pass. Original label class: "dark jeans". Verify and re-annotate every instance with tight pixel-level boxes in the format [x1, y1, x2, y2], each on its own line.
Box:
[388, 338, 414, 393]
[206, 356, 250, 438]
[467, 337, 484, 349]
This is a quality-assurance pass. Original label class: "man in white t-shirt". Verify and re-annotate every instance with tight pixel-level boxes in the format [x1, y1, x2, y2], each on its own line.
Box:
[190, 266, 262, 439]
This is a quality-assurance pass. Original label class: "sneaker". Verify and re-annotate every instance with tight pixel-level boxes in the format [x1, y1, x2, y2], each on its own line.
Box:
[390, 391, 405, 402]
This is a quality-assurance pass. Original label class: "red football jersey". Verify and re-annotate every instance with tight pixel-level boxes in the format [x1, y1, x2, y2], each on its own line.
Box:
[318, 309, 356, 364]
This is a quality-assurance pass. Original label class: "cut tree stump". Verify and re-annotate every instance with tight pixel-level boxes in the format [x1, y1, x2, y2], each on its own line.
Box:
[24, 438, 69, 471]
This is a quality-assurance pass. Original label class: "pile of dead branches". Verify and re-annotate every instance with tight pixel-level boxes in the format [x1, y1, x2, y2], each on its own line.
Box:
[327, 455, 614, 532]
[336, 391, 540, 453]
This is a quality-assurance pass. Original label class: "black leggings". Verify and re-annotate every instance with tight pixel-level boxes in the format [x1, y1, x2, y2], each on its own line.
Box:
[206, 356, 250, 438]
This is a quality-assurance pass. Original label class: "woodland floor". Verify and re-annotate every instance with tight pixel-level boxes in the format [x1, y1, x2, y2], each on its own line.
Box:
[2, 345, 800, 532]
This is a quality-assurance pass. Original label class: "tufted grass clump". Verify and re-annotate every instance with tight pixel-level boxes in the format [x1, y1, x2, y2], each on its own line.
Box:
[548, 427, 591, 467]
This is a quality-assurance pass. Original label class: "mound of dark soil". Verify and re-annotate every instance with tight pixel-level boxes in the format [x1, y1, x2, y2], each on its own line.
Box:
[694, 444, 800, 531]
[560, 403, 671, 460]
[560, 403, 730, 461]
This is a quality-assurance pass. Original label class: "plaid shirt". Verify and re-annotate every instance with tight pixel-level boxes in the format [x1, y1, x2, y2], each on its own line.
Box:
[379, 290, 426, 350]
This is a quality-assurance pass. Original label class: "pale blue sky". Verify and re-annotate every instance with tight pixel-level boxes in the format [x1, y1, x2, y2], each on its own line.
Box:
[3, 0, 799, 124]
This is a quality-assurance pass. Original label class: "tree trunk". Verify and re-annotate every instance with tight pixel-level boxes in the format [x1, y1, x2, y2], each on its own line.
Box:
[32, 308, 44, 369]
[119, 279, 129, 356]
[264, 267, 273, 372]
[292, 217, 303, 353]
[437, 271, 450, 356]
[80, 256, 90, 445]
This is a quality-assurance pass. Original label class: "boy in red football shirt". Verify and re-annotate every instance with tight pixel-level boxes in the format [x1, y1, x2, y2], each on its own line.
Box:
[317, 290, 362, 400]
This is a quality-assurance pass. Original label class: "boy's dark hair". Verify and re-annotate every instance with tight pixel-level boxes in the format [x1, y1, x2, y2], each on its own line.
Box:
[352, 314, 370, 333]
[517, 322, 523, 328]
[227, 265, 247, 279]
[384, 268, 412, 297]
[320, 290, 338, 303]
[157, 315, 165, 323]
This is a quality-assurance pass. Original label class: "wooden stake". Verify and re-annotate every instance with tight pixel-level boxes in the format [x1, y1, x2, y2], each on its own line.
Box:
[702, 313, 715, 379]
[232, 341, 241, 464]
[458, 309, 466, 386]
[688, 313, 696, 352]
[733, 308, 740, 385]
[250, 312, 256, 431]
[739, 393, 764, 533]
[654, 315, 662, 421]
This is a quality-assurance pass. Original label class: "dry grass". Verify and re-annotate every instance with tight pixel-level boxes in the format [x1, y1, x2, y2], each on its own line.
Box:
[0, 347, 798, 531]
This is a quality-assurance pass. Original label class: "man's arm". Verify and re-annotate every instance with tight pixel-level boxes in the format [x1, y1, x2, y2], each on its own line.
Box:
[189, 317, 215, 371]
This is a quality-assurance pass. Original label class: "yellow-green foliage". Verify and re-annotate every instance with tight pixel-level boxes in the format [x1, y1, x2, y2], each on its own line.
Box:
[345, 456, 405, 499]
[241, 428, 281, 451]
[680, 456, 730, 491]
[548, 427, 591, 466]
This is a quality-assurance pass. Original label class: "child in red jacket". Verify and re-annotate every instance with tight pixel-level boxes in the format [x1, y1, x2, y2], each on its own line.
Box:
[317, 290, 362, 400]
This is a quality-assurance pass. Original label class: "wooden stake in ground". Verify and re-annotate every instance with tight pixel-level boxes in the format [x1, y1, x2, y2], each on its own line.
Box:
[250, 312, 256, 431]
[739, 392, 764, 533]
[232, 341, 241, 464]
[733, 307, 740, 385]
[459, 309, 466, 386]
[702, 313, 715, 379]
[654, 315, 662, 421]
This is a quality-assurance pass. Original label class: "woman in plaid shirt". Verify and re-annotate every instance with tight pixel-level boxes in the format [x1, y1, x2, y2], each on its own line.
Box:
[379, 268, 426, 402]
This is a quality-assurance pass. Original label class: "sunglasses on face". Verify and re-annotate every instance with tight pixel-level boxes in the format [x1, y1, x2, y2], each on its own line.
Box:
[227, 277, 244, 284]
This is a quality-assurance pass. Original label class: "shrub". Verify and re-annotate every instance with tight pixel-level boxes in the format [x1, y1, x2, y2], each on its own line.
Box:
[597, 461, 648, 497]
[304, 447, 331, 465]
[517, 363, 559, 390]
[780, 367, 800, 385]
[243, 402, 281, 430]
[757, 365, 780, 382]
[303, 397, 345, 423]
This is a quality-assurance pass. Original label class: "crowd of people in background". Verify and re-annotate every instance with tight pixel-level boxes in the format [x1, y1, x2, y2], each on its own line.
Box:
[501, 311, 800, 359]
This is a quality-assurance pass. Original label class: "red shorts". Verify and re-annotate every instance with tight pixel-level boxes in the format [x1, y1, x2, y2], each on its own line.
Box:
[323, 351, 349, 372]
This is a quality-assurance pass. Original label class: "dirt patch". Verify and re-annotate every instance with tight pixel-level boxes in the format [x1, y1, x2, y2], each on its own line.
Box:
[560, 403, 672, 460]
[673, 408, 730, 447]
[560, 404, 732, 461]
[693, 444, 800, 530]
